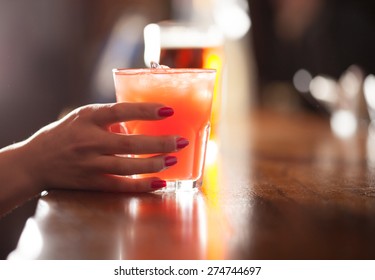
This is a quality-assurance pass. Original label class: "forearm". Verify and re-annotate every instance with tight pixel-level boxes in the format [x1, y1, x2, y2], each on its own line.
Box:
[0, 142, 42, 216]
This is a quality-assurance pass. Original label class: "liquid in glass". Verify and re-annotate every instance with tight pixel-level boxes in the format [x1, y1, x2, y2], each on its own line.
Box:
[113, 68, 216, 191]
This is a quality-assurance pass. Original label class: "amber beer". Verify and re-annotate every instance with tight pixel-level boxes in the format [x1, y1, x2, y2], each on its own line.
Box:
[160, 47, 217, 69]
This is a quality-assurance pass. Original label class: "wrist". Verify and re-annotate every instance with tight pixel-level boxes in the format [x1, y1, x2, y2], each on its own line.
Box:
[0, 142, 42, 212]
[15, 140, 45, 194]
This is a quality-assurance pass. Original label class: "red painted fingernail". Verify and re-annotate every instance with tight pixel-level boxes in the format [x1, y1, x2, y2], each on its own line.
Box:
[158, 107, 174, 117]
[151, 180, 167, 189]
[164, 156, 177, 167]
[176, 137, 189, 149]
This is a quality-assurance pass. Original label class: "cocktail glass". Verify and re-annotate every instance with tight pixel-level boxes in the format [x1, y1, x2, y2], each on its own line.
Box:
[113, 68, 216, 191]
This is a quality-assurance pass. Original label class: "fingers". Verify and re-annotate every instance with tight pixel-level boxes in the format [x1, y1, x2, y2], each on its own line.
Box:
[81, 155, 177, 192]
[99, 134, 189, 155]
[95, 154, 177, 176]
[59, 102, 186, 193]
[92, 102, 174, 126]
[86, 175, 167, 193]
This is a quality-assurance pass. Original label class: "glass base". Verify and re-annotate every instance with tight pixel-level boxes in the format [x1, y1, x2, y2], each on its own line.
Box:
[159, 180, 202, 192]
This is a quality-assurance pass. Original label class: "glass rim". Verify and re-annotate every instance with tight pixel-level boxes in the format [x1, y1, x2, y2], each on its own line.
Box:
[112, 68, 216, 75]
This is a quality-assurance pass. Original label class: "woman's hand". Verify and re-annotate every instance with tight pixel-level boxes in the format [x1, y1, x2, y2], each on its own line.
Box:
[23, 102, 188, 193]
[0, 102, 189, 215]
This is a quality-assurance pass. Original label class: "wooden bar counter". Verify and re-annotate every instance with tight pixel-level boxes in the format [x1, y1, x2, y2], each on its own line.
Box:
[8, 109, 375, 259]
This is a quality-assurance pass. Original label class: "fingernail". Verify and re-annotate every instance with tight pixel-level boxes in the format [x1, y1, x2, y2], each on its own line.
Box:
[158, 107, 174, 117]
[151, 180, 167, 189]
[176, 137, 189, 149]
[164, 156, 177, 167]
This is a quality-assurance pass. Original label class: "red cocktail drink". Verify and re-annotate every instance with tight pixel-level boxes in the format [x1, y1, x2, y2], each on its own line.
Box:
[113, 68, 216, 190]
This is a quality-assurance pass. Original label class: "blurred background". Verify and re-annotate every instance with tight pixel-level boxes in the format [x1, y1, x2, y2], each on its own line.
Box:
[0, 0, 374, 259]
[249, 0, 375, 114]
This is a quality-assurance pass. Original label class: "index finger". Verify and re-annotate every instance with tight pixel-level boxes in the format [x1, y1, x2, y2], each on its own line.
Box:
[92, 102, 174, 126]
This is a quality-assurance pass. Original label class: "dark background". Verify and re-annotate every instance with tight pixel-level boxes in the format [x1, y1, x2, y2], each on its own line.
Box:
[248, 0, 375, 110]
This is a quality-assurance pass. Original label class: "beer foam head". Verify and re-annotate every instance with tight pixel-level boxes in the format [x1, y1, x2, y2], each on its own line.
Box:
[144, 22, 223, 67]
[160, 24, 223, 48]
